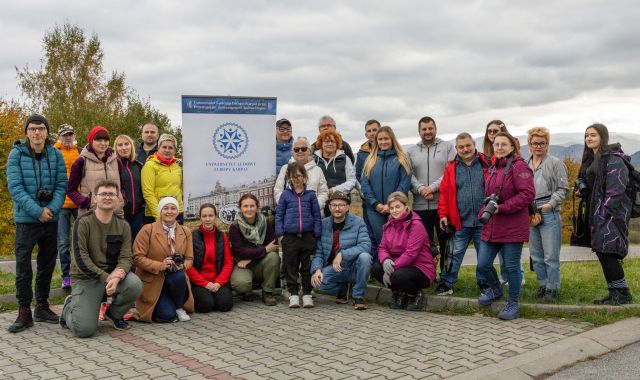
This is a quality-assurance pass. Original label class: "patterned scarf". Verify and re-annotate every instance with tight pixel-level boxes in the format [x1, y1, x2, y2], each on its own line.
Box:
[234, 212, 267, 246]
[162, 222, 177, 254]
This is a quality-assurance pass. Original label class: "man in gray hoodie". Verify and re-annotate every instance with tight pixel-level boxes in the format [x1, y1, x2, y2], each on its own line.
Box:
[408, 116, 456, 265]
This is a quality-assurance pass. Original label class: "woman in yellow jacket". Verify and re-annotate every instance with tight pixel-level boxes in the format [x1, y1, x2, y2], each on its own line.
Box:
[141, 133, 184, 224]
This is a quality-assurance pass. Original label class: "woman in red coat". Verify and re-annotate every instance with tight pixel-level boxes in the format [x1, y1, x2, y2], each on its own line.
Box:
[187, 203, 234, 312]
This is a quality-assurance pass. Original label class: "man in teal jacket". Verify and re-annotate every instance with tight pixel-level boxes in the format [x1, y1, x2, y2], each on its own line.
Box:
[311, 191, 372, 310]
[6, 114, 67, 333]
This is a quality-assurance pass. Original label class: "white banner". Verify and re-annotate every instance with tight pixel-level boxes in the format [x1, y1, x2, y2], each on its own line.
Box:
[182, 96, 277, 224]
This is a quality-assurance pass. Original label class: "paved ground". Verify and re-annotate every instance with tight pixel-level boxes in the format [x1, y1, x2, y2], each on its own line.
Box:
[0, 296, 592, 380]
[547, 341, 640, 380]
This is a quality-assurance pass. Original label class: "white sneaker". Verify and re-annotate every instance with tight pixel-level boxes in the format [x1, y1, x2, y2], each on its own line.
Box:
[289, 295, 300, 308]
[302, 295, 314, 308]
[176, 308, 191, 321]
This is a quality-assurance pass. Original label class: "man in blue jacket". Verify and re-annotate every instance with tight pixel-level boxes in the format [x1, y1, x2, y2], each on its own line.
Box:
[311, 191, 372, 310]
[275, 118, 293, 175]
[6, 114, 68, 333]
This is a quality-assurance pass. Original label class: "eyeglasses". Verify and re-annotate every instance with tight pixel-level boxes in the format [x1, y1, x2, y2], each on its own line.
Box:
[531, 142, 547, 148]
[487, 129, 501, 135]
[293, 147, 308, 153]
[277, 126, 292, 132]
[323, 140, 336, 145]
[97, 192, 117, 198]
[319, 123, 335, 130]
[27, 126, 47, 133]
[329, 203, 348, 209]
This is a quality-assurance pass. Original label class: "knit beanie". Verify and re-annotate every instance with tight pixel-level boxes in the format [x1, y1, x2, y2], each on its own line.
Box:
[158, 133, 177, 147]
[24, 114, 50, 133]
[87, 126, 110, 145]
[158, 196, 179, 214]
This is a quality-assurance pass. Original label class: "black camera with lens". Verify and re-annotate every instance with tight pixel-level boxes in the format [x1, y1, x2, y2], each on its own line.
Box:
[168, 253, 184, 272]
[479, 193, 502, 225]
[37, 187, 53, 202]
[574, 178, 588, 196]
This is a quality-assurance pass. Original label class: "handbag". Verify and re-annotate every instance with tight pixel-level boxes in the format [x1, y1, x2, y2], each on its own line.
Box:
[528, 203, 542, 227]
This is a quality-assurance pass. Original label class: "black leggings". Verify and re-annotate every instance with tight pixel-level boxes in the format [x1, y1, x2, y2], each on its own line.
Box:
[191, 284, 233, 313]
[372, 261, 431, 295]
[595, 252, 626, 288]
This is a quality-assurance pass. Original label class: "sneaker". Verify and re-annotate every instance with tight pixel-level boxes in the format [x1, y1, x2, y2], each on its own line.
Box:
[436, 283, 453, 296]
[479, 286, 503, 306]
[62, 277, 71, 290]
[7, 305, 33, 333]
[175, 308, 191, 322]
[59, 295, 72, 329]
[289, 295, 300, 308]
[535, 286, 546, 298]
[302, 295, 314, 308]
[262, 291, 277, 306]
[99, 302, 109, 321]
[406, 293, 425, 312]
[543, 289, 558, 302]
[390, 291, 407, 309]
[353, 298, 367, 310]
[33, 302, 59, 324]
[122, 311, 134, 321]
[498, 300, 520, 320]
[336, 288, 348, 304]
[104, 308, 130, 330]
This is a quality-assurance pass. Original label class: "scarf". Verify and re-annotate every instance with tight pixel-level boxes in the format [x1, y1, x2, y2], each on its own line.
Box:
[162, 222, 177, 254]
[234, 212, 267, 246]
[154, 152, 177, 167]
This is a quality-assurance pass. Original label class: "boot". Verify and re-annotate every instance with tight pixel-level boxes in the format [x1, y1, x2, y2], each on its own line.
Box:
[390, 291, 407, 309]
[593, 289, 614, 305]
[602, 289, 633, 305]
[34, 302, 59, 324]
[8, 305, 33, 333]
[406, 292, 425, 311]
[262, 291, 277, 306]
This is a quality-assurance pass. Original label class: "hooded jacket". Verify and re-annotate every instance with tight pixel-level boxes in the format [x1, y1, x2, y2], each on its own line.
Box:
[276, 137, 293, 175]
[360, 148, 412, 209]
[480, 155, 535, 242]
[408, 138, 456, 211]
[274, 157, 329, 211]
[378, 211, 436, 283]
[141, 153, 183, 219]
[7, 138, 67, 223]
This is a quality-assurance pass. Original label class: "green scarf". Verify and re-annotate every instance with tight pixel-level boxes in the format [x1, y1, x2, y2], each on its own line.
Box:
[234, 212, 267, 246]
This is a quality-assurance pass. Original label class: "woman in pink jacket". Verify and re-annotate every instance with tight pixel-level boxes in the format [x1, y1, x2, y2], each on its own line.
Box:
[372, 192, 436, 311]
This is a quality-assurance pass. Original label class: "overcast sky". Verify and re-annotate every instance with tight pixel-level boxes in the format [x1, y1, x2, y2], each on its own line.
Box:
[2, 1, 639, 146]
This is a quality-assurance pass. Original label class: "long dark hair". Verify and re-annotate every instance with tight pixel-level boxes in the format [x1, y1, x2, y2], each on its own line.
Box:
[581, 123, 610, 178]
[483, 120, 507, 156]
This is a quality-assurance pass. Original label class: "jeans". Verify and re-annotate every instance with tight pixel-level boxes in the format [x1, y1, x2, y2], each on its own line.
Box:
[477, 241, 523, 301]
[364, 205, 389, 261]
[314, 252, 372, 298]
[529, 205, 562, 290]
[15, 223, 58, 306]
[153, 270, 188, 322]
[57, 208, 77, 278]
[439, 226, 486, 288]
[498, 253, 525, 283]
[125, 210, 145, 244]
[63, 273, 143, 338]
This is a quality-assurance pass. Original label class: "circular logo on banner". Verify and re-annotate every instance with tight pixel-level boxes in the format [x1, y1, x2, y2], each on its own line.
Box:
[219, 204, 239, 225]
[213, 122, 249, 159]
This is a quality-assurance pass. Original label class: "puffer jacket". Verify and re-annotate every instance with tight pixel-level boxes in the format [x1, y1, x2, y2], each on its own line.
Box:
[141, 154, 183, 218]
[7, 138, 67, 223]
[275, 186, 322, 238]
[54, 141, 80, 209]
[311, 213, 371, 273]
[274, 157, 329, 211]
[355, 141, 373, 183]
[360, 148, 412, 208]
[276, 137, 293, 175]
[378, 211, 436, 283]
[480, 155, 535, 242]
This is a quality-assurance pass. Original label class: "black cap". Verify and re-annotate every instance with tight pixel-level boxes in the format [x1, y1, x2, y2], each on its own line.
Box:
[276, 118, 292, 128]
[24, 114, 50, 134]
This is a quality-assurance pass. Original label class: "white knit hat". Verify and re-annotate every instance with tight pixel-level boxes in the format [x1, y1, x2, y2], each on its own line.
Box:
[157, 196, 179, 214]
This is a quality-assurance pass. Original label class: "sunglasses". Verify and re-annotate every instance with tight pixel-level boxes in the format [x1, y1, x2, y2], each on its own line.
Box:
[487, 129, 501, 135]
[293, 147, 308, 153]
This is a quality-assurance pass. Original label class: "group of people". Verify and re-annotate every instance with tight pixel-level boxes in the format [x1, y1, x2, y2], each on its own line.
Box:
[6, 112, 634, 337]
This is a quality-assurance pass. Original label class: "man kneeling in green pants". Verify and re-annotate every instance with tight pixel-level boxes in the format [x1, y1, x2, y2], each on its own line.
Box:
[60, 179, 143, 337]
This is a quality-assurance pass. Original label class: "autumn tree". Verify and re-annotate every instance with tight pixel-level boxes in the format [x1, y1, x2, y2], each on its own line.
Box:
[15, 23, 174, 147]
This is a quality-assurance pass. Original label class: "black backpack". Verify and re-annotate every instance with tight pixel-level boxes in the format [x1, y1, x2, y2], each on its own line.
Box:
[622, 156, 640, 218]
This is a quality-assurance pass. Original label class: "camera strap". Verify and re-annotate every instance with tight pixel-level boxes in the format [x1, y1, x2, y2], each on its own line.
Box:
[488, 155, 514, 199]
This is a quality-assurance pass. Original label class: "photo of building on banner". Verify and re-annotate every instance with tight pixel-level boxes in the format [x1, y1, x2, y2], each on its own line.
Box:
[182, 96, 277, 224]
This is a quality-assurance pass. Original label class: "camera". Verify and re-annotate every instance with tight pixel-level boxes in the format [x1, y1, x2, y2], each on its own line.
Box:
[574, 178, 588, 196]
[167, 253, 184, 272]
[37, 187, 53, 202]
[479, 194, 501, 225]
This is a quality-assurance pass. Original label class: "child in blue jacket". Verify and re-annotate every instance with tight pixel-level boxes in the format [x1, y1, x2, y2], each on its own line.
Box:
[275, 162, 322, 308]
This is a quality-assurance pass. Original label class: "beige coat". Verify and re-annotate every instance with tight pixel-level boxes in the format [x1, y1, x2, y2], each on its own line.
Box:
[133, 221, 194, 322]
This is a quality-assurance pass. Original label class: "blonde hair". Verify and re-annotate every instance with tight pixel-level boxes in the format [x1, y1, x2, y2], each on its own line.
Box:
[113, 134, 137, 161]
[362, 126, 412, 177]
[387, 191, 409, 206]
[527, 127, 550, 145]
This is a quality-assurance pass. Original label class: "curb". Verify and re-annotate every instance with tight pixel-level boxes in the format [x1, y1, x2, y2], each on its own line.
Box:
[365, 285, 640, 313]
[447, 317, 640, 379]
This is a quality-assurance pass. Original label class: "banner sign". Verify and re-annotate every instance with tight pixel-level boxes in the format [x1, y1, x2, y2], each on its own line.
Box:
[182, 95, 277, 224]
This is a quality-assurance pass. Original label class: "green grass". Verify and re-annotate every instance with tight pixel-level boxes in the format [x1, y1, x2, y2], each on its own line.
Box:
[425, 258, 640, 305]
[0, 268, 62, 295]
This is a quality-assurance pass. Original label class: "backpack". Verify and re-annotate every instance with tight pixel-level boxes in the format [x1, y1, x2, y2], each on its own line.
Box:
[622, 156, 640, 218]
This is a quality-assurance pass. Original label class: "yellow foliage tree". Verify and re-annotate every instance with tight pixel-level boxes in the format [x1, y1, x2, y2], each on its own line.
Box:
[561, 156, 582, 244]
[0, 99, 27, 256]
